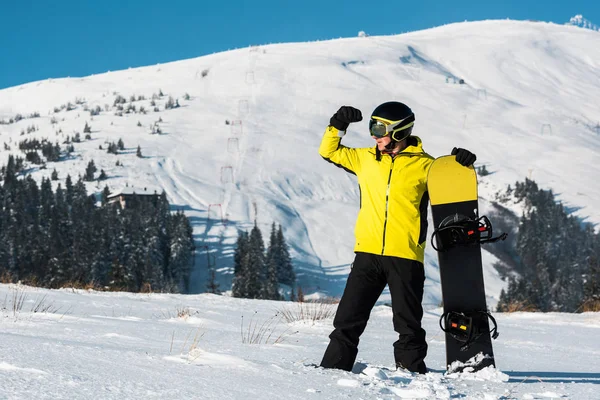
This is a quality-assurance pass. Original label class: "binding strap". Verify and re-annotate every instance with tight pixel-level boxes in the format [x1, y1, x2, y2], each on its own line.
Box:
[431, 214, 508, 252]
[439, 310, 499, 352]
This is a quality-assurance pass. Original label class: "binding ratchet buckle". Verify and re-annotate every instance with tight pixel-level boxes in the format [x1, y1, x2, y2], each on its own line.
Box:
[431, 214, 508, 252]
[439, 311, 500, 351]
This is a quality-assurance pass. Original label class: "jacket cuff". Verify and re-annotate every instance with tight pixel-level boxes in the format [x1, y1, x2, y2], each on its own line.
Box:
[327, 125, 346, 138]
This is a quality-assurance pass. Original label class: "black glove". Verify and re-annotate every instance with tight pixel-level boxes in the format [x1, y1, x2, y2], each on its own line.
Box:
[451, 147, 476, 166]
[329, 106, 363, 131]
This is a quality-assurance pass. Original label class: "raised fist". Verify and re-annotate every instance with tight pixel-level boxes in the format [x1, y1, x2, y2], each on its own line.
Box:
[330, 106, 363, 131]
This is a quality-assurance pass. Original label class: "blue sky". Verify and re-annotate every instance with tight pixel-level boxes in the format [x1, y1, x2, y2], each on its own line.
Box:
[1, 0, 598, 90]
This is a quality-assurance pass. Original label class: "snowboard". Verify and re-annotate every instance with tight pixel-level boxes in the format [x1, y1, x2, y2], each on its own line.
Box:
[427, 155, 496, 372]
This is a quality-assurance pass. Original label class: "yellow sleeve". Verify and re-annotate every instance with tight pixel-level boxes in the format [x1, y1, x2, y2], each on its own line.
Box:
[318, 126, 361, 174]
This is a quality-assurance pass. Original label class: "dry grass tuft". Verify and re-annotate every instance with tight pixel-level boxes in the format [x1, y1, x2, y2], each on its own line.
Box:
[240, 311, 297, 345]
[278, 298, 338, 324]
[497, 300, 539, 313]
[177, 306, 199, 319]
[1, 286, 65, 319]
[169, 327, 206, 360]
[31, 294, 61, 314]
[579, 299, 600, 312]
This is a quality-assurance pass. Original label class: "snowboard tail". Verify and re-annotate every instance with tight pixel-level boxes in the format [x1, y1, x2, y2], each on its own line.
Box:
[427, 155, 500, 372]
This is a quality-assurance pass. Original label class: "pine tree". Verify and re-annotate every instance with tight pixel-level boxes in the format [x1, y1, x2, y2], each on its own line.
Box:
[143, 229, 166, 291]
[107, 232, 131, 291]
[101, 186, 110, 206]
[232, 253, 251, 298]
[265, 223, 277, 273]
[23, 176, 44, 279]
[232, 223, 265, 299]
[84, 160, 97, 181]
[165, 96, 175, 109]
[69, 178, 94, 284]
[582, 252, 600, 310]
[39, 178, 54, 232]
[4, 155, 17, 187]
[107, 142, 118, 154]
[167, 211, 194, 293]
[47, 184, 72, 286]
[276, 224, 295, 287]
[121, 203, 145, 291]
[89, 205, 110, 287]
[262, 255, 281, 300]
[206, 268, 221, 294]
[0, 185, 8, 276]
[3, 180, 20, 279]
[140, 196, 169, 291]
[233, 230, 249, 275]
[262, 223, 280, 299]
[65, 175, 74, 206]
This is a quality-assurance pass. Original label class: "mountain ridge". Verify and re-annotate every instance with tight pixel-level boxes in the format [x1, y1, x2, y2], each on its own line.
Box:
[566, 14, 600, 32]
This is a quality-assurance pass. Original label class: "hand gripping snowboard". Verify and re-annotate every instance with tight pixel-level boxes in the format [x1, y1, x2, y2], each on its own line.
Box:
[427, 155, 505, 372]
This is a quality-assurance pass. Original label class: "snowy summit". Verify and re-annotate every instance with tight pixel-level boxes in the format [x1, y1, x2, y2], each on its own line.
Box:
[566, 15, 600, 31]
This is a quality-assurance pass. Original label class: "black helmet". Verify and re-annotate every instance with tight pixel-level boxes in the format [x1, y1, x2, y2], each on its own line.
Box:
[369, 101, 415, 142]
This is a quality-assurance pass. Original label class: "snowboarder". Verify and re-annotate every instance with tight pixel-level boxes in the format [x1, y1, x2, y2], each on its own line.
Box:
[318, 102, 476, 374]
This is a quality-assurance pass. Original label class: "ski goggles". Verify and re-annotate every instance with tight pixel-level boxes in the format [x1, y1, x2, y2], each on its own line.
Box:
[369, 115, 415, 139]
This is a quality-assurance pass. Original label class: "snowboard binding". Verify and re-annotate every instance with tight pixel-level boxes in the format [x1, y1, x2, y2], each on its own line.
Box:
[431, 214, 507, 252]
[439, 311, 499, 352]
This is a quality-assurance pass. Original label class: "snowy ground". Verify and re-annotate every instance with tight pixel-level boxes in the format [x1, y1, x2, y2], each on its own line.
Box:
[1, 283, 598, 399]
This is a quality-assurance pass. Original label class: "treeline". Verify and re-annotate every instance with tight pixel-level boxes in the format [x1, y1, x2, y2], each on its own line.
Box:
[232, 223, 296, 300]
[0, 155, 195, 292]
[497, 179, 600, 312]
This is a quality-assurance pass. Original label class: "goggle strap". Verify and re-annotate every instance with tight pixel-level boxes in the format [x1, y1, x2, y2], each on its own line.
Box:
[393, 120, 414, 132]
[391, 125, 413, 142]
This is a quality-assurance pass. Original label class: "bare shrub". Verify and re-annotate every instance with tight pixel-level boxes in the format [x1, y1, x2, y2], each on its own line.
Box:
[11, 287, 27, 316]
[279, 299, 338, 324]
[580, 299, 600, 312]
[1, 286, 27, 319]
[182, 327, 205, 355]
[177, 306, 192, 319]
[0, 271, 14, 284]
[240, 311, 297, 345]
[140, 282, 153, 293]
[30, 295, 61, 314]
[497, 300, 539, 313]
[60, 280, 98, 291]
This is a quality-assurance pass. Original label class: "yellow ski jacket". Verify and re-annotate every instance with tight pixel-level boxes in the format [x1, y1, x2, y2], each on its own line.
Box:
[319, 125, 435, 263]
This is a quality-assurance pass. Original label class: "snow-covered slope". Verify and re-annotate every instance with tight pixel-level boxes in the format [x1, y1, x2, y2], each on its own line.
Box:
[1, 283, 599, 399]
[1, 20, 599, 304]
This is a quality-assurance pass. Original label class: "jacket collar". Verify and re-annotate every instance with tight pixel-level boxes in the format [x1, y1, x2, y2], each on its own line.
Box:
[371, 136, 424, 160]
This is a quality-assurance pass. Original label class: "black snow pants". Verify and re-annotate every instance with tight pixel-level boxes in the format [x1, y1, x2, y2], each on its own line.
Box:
[320, 252, 427, 373]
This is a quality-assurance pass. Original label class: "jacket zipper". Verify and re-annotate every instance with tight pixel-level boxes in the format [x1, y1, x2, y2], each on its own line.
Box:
[381, 158, 395, 254]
